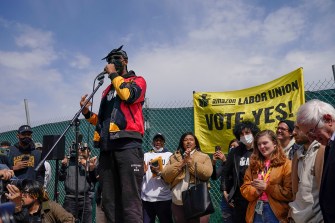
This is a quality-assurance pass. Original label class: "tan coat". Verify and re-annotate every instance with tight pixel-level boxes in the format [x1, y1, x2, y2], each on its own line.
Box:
[240, 159, 293, 223]
[289, 141, 325, 223]
[161, 150, 213, 189]
[291, 142, 325, 197]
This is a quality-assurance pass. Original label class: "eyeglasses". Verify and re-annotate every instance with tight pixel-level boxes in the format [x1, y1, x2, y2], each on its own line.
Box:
[306, 118, 321, 138]
[275, 127, 289, 132]
[21, 190, 31, 197]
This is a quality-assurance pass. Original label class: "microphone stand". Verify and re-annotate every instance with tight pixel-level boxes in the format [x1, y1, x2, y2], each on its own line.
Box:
[74, 118, 80, 223]
[35, 75, 105, 222]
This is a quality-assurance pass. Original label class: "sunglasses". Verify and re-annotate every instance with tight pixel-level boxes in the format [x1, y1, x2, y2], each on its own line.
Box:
[106, 55, 123, 64]
[21, 190, 31, 196]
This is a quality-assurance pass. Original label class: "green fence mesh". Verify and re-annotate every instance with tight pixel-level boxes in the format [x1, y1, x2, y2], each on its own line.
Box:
[0, 77, 334, 222]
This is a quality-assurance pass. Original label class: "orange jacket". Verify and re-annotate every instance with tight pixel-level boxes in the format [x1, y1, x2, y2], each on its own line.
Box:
[240, 159, 293, 223]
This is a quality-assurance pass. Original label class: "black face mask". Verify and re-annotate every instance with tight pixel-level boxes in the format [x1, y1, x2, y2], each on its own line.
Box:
[20, 137, 32, 147]
[107, 55, 125, 75]
[112, 59, 124, 74]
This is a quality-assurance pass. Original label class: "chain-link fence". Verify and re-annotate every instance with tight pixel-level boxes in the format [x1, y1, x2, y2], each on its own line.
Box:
[0, 77, 334, 222]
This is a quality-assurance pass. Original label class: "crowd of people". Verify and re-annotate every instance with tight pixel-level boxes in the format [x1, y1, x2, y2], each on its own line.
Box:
[0, 126, 75, 222]
[209, 99, 335, 223]
[0, 44, 334, 223]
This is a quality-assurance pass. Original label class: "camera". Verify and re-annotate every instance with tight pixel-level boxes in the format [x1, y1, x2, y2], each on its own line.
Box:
[0, 202, 15, 223]
[79, 143, 89, 151]
[67, 143, 90, 161]
[0, 179, 24, 203]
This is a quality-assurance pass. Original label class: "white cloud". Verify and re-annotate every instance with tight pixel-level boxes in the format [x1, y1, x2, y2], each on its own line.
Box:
[69, 54, 91, 70]
[0, 50, 55, 71]
[187, 1, 262, 45]
[132, 0, 334, 104]
[15, 25, 54, 49]
[0, 23, 57, 73]
[262, 7, 305, 46]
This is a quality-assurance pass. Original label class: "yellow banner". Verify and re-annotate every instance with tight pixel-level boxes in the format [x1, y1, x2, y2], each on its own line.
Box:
[193, 68, 305, 154]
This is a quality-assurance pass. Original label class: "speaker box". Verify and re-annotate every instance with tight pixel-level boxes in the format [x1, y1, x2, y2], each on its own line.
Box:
[42, 135, 65, 160]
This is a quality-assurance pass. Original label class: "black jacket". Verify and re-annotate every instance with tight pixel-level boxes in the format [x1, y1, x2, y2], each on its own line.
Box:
[211, 156, 232, 192]
[223, 144, 252, 201]
[8, 143, 45, 185]
[320, 140, 335, 223]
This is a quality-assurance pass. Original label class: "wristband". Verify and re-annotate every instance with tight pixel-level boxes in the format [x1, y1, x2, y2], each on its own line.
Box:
[108, 72, 119, 81]
[83, 110, 92, 119]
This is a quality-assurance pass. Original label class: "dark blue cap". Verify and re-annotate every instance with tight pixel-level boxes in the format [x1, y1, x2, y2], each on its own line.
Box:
[18, 125, 33, 134]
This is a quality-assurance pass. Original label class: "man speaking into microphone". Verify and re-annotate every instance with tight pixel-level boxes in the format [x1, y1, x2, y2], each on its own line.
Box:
[80, 45, 147, 223]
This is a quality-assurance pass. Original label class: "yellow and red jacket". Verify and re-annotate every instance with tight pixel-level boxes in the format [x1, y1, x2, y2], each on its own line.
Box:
[84, 70, 146, 150]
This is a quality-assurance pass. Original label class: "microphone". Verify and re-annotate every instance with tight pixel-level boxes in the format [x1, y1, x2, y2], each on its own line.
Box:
[78, 134, 83, 150]
[96, 70, 107, 80]
[78, 134, 83, 144]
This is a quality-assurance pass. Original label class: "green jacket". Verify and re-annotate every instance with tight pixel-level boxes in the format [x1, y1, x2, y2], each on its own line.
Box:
[15, 200, 75, 223]
[41, 200, 75, 223]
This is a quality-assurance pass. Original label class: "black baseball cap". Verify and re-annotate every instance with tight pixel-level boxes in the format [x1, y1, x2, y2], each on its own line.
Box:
[0, 141, 11, 147]
[153, 133, 165, 142]
[18, 125, 33, 134]
[102, 45, 128, 62]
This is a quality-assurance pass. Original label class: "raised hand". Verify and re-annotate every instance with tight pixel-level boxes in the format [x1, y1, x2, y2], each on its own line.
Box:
[80, 94, 92, 115]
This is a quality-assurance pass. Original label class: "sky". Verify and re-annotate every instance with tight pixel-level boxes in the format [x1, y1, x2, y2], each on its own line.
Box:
[0, 0, 334, 131]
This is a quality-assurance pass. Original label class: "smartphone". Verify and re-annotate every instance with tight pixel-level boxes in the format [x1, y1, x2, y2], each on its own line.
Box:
[150, 160, 159, 167]
[21, 155, 30, 161]
[215, 146, 221, 152]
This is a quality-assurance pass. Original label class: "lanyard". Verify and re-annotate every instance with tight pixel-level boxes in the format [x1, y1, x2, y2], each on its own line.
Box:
[258, 160, 271, 182]
[261, 167, 272, 182]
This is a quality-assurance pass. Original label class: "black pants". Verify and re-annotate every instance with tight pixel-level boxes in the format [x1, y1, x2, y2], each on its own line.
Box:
[232, 194, 248, 223]
[63, 196, 92, 223]
[142, 200, 173, 223]
[100, 148, 144, 223]
[171, 203, 210, 223]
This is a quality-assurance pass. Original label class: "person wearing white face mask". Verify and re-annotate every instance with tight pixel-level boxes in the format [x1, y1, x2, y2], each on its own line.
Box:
[141, 133, 173, 223]
[240, 134, 254, 146]
[223, 120, 260, 223]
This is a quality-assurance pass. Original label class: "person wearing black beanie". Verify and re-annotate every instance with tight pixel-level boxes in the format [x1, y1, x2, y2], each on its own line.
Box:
[276, 119, 299, 160]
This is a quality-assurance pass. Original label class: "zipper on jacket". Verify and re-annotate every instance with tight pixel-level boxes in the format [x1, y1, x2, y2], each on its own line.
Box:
[127, 105, 136, 123]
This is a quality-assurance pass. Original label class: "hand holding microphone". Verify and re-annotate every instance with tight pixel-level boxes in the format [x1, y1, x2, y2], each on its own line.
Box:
[177, 149, 191, 171]
[104, 63, 117, 74]
[96, 63, 117, 81]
